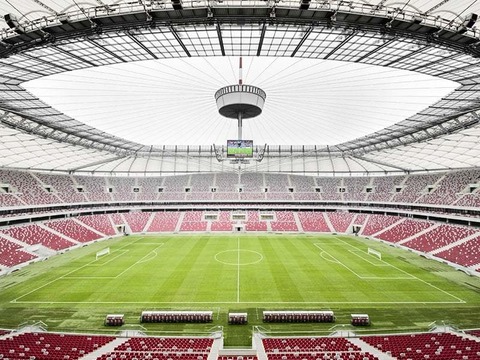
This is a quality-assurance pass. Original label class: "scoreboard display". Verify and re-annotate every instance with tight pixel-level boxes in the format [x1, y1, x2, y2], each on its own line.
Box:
[227, 140, 253, 158]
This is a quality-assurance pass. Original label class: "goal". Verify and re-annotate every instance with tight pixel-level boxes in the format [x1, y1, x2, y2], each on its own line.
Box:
[367, 248, 381, 260]
[96, 247, 110, 260]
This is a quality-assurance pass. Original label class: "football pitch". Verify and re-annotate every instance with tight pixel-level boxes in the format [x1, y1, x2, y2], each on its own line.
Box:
[1, 233, 479, 345]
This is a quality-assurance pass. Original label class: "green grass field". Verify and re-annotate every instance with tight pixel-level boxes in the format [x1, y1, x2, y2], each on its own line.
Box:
[1, 233, 479, 345]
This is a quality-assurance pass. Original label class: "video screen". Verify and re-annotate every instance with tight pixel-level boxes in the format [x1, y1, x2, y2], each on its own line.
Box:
[227, 140, 253, 158]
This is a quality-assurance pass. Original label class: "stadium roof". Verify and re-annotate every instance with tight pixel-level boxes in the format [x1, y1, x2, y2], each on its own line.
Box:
[0, 0, 480, 175]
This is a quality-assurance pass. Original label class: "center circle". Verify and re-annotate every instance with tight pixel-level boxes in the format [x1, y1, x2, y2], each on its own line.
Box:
[214, 249, 264, 266]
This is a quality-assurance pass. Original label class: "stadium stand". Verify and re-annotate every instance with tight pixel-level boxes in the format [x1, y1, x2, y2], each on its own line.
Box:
[360, 215, 402, 237]
[45, 219, 103, 243]
[211, 211, 233, 231]
[1, 224, 76, 250]
[434, 235, 480, 267]
[375, 219, 434, 243]
[0, 170, 59, 205]
[361, 331, 480, 360]
[366, 175, 403, 202]
[96, 336, 214, 360]
[74, 175, 112, 202]
[109, 176, 137, 201]
[262, 337, 379, 360]
[317, 177, 342, 201]
[136, 176, 163, 201]
[327, 212, 355, 233]
[0, 332, 115, 360]
[0, 236, 37, 267]
[270, 211, 298, 232]
[35, 172, 87, 204]
[342, 177, 369, 201]
[148, 212, 181, 232]
[297, 212, 331, 232]
[391, 173, 442, 204]
[180, 211, 208, 231]
[122, 212, 151, 233]
[401, 224, 478, 253]
[77, 214, 116, 236]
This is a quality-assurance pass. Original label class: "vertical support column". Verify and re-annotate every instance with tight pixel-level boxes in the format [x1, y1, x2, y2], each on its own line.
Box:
[238, 111, 243, 140]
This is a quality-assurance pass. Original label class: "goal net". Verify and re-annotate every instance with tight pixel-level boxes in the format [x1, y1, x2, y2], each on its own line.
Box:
[96, 247, 110, 260]
[367, 248, 381, 260]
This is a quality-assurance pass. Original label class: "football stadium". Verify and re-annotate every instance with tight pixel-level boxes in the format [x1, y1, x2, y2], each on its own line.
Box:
[0, 0, 480, 359]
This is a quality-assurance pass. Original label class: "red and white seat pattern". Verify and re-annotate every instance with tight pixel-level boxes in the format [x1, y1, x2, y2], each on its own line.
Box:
[376, 219, 434, 243]
[45, 219, 102, 243]
[297, 212, 331, 232]
[262, 337, 378, 360]
[0, 332, 115, 360]
[148, 212, 180, 232]
[361, 332, 480, 360]
[0, 236, 37, 267]
[2, 224, 76, 250]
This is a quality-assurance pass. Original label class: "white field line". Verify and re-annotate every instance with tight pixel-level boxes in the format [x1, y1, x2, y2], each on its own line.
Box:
[11, 236, 148, 303]
[334, 236, 466, 303]
[348, 249, 391, 267]
[314, 243, 366, 279]
[12, 300, 466, 305]
[237, 237, 240, 303]
[91, 250, 129, 268]
[114, 243, 164, 278]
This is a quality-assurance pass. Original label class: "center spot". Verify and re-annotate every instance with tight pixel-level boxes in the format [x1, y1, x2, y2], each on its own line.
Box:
[214, 250, 263, 266]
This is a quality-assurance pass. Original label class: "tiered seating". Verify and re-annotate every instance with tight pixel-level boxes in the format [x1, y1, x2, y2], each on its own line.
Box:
[361, 214, 401, 236]
[147, 212, 180, 232]
[46, 219, 103, 243]
[245, 211, 267, 231]
[35, 173, 86, 203]
[214, 192, 239, 200]
[419, 169, 480, 205]
[466, 329, 480, 337]
[352, 213, 367, 226]
[97, 336, 214, 360]
[240, 192, 265, 200]
[342, 177, 369, 201]
[180, 211, 207, 231]
[190, 173, 214, 192]
[77, 214, 116, 236]
[271, 211, 298, 231]
[211, 211, 233, 231]
[2, 224, 76, 250]
[136, 177, 163, 201]
[242, 173, 264, 193]
[402, 224, 477, 253]
[215, 173, 238, 193]
[435, 235, 480, 267]
[0, 332, 115, 360]
[74, 175, 111, 202]
[366, 175, 404, 202]
[316, 177, 341, 201]
[361, 332, 480, 360]
[0, 193, 24, 206]
[263, 337, 378, 360]
[109, 177, 136, 201]
[455, 193, 480, 207]
[375, 219, 434, 243]
[265, 173, 289, 192]
[111, 213, 125, 225]
[327, 212, 354, 233]
[218, 356, 257, 360]
[0, 236, 37, 267]
[122, 212, 151, 233]
[0, 169, 58, 205]
[163, 174, 189, 192]
[290, 174, 315, 192]
[297, 212, 330, 232]
[392, 173, 442, 204]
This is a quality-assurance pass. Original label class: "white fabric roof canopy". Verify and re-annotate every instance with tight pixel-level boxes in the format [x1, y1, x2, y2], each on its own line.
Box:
[0, 0, 479, 175]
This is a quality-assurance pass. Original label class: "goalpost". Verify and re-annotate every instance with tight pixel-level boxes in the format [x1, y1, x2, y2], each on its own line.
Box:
[367, 248, 381, 260]
[96, 247, 110, 260]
